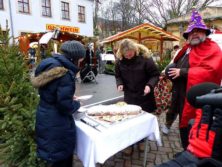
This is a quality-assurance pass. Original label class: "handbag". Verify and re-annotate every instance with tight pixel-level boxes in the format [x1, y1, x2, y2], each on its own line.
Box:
[154, 76, 173, 115]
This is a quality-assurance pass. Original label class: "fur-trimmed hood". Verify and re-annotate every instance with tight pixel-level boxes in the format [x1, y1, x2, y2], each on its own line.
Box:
[116, 39, 153, 60]
[31, 67, 68, 88]
[31, 55, 79, 88]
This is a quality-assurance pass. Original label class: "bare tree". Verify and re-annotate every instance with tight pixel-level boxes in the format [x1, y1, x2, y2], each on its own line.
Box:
[143, 0, 220, 28]
[98, 0, 122, 38]
[115, 0, 135, 30]
[110, 2, 122, 34]
[99, 6, 111, 38]
[93, 0, 107, 36]
[131, 0, 147, 25]
[97, 0, 220, 38]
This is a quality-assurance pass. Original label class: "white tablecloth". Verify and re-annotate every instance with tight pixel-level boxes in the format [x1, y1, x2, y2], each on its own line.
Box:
[75, 112, 162, 167]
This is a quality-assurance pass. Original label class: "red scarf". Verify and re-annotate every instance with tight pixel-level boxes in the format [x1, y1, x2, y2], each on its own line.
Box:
[174, 38, 222, 128]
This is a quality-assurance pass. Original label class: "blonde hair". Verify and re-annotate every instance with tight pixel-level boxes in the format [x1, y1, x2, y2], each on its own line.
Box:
[116, 39, 152, 60]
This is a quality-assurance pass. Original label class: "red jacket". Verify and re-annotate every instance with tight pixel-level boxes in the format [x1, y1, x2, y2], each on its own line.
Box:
[174, 38, 222, 128]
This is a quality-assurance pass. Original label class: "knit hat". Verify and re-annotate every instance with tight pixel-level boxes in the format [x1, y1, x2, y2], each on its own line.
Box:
[61, 40, 86, 61]
[183, 9, 211, 39]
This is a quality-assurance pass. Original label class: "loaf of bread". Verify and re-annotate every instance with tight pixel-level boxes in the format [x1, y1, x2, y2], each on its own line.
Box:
[86, 104, 142, 116]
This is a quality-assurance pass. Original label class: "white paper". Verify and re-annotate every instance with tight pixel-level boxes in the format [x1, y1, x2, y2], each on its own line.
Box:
[76, 95, 93, 101]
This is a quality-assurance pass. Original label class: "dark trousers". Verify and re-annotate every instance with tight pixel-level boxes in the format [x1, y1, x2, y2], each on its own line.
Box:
[165, 110, 189, 150]
[165, 110, 178, 128]
[47, 155, 73, 167]
[179, 127, 189, 150]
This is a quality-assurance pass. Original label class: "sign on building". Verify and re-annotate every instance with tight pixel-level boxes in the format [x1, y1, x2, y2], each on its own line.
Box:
[46, 24, 80, 33]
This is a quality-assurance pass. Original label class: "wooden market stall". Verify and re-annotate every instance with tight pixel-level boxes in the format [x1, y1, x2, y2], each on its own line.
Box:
[102, 23, 180, 59]
[18, 25, 99, 70]
[18, 31, 84, 55]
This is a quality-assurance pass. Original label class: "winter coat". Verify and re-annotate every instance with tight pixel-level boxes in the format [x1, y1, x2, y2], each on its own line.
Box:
[174, 38, 222, 128]
[115, 53, 160, 112]
[31, 54, 80, 162]
[166, 52, 189, 118]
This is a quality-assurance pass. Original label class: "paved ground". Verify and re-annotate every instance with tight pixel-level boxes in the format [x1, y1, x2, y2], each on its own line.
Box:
[75, 74, 123, 106]
[73, 74, 184, 167]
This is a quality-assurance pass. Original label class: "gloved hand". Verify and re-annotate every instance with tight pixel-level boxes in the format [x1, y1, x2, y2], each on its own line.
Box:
[187, 105, 222, 161]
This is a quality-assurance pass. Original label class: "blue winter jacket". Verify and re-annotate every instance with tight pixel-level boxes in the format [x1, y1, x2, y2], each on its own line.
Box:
[31, 54, 80, 162]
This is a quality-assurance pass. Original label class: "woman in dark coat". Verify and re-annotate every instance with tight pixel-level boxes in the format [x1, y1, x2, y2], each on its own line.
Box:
[31, 41, 86, 167]
[115, 39, 160, 112]
[115, 39, 160, 154]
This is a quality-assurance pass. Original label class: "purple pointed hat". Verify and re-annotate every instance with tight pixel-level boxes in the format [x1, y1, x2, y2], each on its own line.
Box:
[183, 9, 211, 39]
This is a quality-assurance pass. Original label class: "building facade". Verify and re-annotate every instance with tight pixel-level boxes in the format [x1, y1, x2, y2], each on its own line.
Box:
[0, 0, 94, 40]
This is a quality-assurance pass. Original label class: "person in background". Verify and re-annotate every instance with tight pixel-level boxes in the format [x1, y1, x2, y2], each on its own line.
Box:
[31, 40, 86, 167]
[28, 47, 36, 57]
[164, 9, 222, 149]
[160, 45, 180, 135]
[115, 39, 160, 153]
[28, 47, 36, 69]
[96, 45, 105, 73]
[84, 43, 94, 66]
[170, 45, 180, 59]
[40, 44, 47, 59]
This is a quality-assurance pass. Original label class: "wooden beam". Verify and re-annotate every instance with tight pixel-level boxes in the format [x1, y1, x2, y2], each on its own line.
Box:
[160, 37, 163, 60]
[138, 32, 142, 43]
[141, 36, 161, 41]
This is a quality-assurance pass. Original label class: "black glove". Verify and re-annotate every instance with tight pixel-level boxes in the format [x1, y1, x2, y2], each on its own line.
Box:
[210, 108, 222, 160]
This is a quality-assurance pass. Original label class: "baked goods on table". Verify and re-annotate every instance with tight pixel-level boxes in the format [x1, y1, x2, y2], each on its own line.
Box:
[86, 102, 143, 123]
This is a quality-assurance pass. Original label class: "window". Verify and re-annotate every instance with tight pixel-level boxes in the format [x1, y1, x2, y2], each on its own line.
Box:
[78, 5, 85, 23]
[42, 0, 51, 17]
[61, 1, 70, 20]
[18, 0, 30, 13]
[0, 0, 4, 10]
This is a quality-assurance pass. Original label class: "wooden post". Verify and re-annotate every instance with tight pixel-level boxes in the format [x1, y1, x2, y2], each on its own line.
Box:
[138, 32, 141, 44]
[160, 37, 163, 60]
[111, 42, 114, 52]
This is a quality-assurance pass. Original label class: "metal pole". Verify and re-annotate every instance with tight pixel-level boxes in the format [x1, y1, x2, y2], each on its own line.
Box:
[143, 138, 148, 167]
[8, 0, 15, 44]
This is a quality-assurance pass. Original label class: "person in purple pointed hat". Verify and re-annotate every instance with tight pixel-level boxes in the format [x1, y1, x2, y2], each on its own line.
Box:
[162, 8, 222, 151]
[183, 9, 211, 40]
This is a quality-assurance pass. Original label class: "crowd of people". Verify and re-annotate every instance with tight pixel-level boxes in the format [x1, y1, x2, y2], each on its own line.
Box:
[30, 9, 222, 167]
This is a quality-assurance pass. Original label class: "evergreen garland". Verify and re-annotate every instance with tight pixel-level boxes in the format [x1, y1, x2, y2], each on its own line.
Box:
[156, 58, 171, 72]
[0, 26, 45, 167]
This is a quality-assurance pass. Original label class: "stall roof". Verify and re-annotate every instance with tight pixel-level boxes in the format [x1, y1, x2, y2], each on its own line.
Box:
[18, 31, 85, 54]
[102, 23, 180, 43]
[18, 31, 84, 42]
